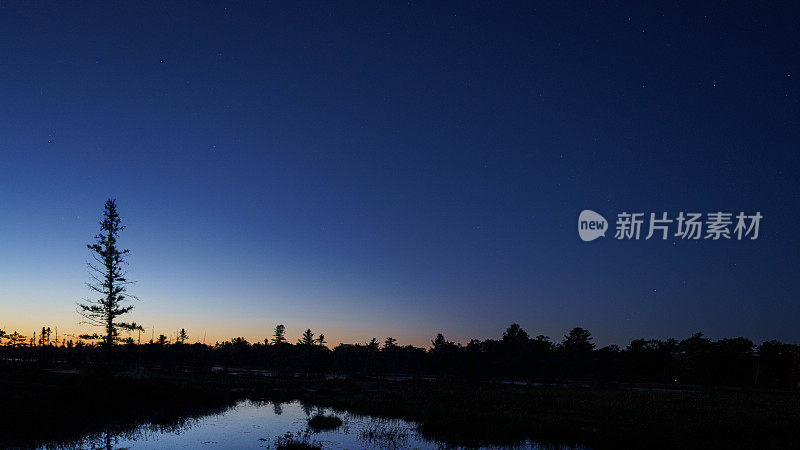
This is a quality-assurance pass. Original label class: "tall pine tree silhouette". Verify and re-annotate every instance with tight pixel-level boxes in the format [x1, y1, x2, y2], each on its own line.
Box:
[78, 198, 143, 347]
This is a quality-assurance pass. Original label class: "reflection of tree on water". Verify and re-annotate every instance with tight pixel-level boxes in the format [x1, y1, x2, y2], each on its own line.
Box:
[89, 417, 205, 449]
[74, 428, 134, 450]
[79, 418, 202, 450]
[34, 400, 462, 450]
[38, 405, 222, 449]
[100, 429, 128, 450]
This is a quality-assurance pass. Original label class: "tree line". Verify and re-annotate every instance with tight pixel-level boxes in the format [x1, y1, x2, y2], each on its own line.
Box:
[2, 323, 799, 389]
[2, 199, 798, 389]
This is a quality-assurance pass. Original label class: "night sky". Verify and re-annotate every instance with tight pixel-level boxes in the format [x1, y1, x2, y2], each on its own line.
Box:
[1, 2, 798, 346]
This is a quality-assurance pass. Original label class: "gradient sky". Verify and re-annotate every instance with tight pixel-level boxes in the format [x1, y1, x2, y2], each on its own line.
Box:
[1, 2, 798, 347]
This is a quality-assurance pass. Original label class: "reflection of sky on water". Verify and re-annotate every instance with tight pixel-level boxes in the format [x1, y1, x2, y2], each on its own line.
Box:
[40, 399, 569, 449]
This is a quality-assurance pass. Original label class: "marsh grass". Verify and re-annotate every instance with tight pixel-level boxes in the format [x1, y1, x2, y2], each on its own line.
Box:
[273, 430, 322, 450]
[6, 368, 800, 449]
[359, 422, 410, 449]
[254, 378, 800, 449]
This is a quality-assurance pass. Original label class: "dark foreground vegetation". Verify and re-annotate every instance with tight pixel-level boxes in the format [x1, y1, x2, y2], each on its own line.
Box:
[2, 365, 800, 449]
[271, 377, 800, 449]
[5, 200, 797, 448]
[3, 323, 799, 389]
[306, 414, 344, 431]
[0, 367, 237, 448]
[4, 321, 800, 448]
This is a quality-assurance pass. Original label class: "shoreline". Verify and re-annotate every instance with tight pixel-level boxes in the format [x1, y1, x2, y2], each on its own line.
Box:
[2, 367, 800, 448]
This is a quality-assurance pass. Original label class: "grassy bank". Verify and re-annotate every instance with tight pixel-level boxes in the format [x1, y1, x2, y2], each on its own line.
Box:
[0, 367, 238, 448]
[243, 378, 800, 448]
[2, 367, 800, 448]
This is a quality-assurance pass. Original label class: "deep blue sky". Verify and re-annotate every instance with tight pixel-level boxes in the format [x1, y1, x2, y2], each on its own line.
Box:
[1, 2, 798, 346]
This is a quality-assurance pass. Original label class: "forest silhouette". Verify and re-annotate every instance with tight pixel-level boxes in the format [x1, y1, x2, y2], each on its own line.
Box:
[0, 198, 798, 389]
[3, 202, 800, 450]
[1, 323, 798, 389]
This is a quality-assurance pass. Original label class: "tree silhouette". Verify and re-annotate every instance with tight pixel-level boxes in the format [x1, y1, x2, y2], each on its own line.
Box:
[532, 335, 553, 352]
[7, 331, 26, 347]
[367, 338, 380, 352]
[38, 327, 52, 346]
[78, 199, 143, 347]
[178, 328, 189, 344]
[502, 323, 529, 344]
[562, 327, 595, 353]
[431, 333, 448, 351]
[272, 324, 287, 344]
[298, 329, 315, 346]
[316, 334, 327, 346]
[2, 321, 799, 388]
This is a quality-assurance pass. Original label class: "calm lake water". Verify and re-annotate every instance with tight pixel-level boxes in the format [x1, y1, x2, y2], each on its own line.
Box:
[40, 399, 557, 449]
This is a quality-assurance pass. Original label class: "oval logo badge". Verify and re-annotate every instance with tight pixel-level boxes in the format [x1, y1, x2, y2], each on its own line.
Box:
[578, 210, 607, 242]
